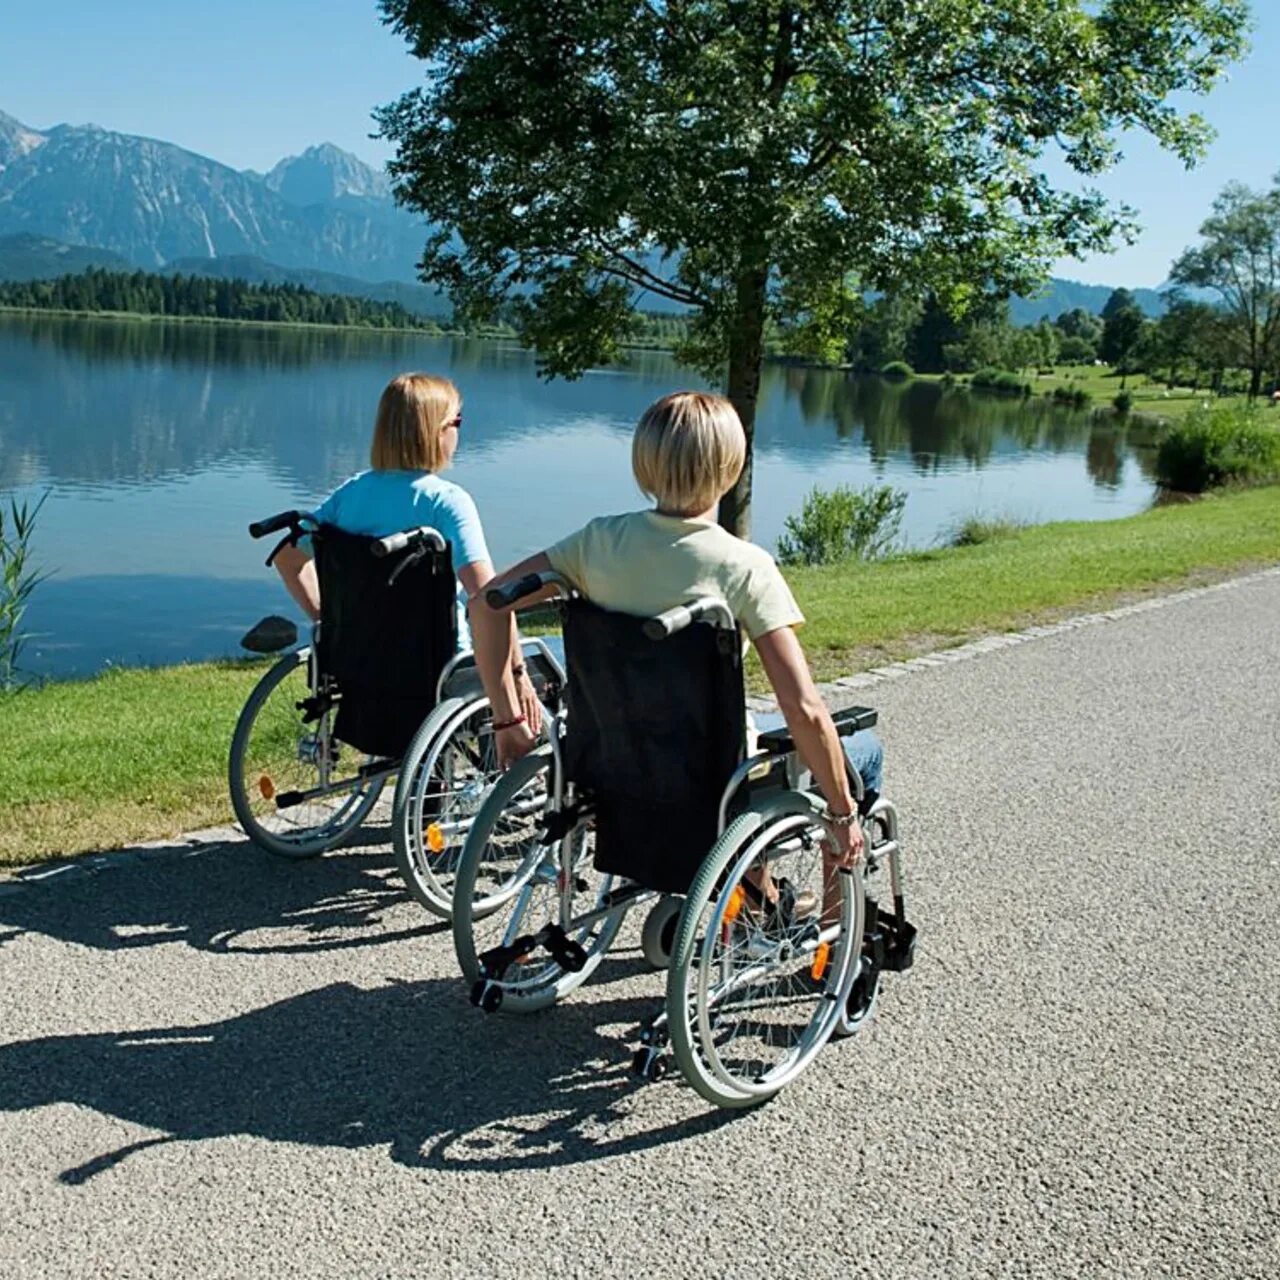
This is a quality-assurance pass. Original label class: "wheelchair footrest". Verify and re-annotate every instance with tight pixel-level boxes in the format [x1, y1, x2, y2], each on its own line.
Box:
[476, 923, 588, 984]
[863, 899, 916, 974]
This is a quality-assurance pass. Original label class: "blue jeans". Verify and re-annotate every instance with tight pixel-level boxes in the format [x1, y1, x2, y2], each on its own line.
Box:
[754, 712, 884, 796]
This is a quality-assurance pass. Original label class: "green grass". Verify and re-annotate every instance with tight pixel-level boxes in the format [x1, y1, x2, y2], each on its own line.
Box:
[0, 660, 268, 867]
[2, 484, 1278, 868]
[919, 365, 1250, 423]
[785, 483, 1280, 685]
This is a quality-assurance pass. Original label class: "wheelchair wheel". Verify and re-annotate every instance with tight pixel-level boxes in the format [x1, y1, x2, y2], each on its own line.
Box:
[667, 791, 863, 1109]
[452, 748, 626, 1014]
[392, 695, 501, 919]
[640, 896, 683, 970]
[228, 649, 386, 859]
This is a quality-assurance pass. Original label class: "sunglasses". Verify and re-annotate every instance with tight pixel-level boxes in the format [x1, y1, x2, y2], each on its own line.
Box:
[445, 413, 463, 432]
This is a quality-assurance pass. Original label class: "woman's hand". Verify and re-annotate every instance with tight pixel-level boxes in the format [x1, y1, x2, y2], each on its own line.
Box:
[515, 670, 543, 737]
[495, 722, 537, 770]
[823, 815, 865, 870]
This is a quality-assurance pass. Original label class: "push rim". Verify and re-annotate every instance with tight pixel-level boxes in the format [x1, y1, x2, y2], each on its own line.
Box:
[669, 798, 861, 1105]
[229, 649, 385, 858]
[394, 696, 502, 917]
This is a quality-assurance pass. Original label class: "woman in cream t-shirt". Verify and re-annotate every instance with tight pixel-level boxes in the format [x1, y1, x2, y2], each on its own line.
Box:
[469, 391, 883, 876]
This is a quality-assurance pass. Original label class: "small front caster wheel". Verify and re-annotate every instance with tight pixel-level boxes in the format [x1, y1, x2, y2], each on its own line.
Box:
[640, 896, 683, 970]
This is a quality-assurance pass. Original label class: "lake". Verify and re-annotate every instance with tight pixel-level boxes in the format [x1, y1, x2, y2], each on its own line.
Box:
[0, 314, 1161, 677]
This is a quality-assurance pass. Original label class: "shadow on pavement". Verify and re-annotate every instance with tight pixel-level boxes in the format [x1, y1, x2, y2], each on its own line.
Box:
[0, 970, 733, 1179]
[0, 826, 443, 956]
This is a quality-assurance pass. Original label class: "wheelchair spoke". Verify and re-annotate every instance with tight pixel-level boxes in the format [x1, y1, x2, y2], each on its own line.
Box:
[673, 807, 857, 1099]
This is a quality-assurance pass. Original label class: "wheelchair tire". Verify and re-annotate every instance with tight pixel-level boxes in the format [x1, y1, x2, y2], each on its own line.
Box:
[392, 694, 500, 920]
[667, 791, 863, 1109]
[640, 896, 683, 970]
[452, 748, 627, 1014]
[228, 649, 386, 859]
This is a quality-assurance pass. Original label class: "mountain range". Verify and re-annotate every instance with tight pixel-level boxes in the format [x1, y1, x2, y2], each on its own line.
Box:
[0, 107, 1169, 322]
[0, 109, 423, 282]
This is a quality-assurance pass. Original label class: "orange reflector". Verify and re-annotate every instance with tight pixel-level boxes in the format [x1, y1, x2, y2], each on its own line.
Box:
[811, 941, 830, 982]
[723, 885, 745, 924]
[426, 823, 447, 854]
[258, 776, 275, 801]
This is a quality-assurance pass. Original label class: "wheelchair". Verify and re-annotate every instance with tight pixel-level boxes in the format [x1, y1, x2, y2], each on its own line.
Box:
[450, 572, 916, 1109]
[228, 511, 564, 920]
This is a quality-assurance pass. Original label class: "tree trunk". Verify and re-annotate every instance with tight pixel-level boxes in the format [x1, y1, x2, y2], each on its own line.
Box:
[1249, 364, 1263, 400]
[719, 266, 768, 539]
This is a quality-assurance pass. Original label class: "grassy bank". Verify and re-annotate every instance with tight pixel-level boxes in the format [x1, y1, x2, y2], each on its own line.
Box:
[3, 484, 1278, 868]
[915, 365, 1249, 423]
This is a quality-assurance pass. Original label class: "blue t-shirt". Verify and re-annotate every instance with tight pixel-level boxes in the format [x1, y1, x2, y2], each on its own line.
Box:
[312, 469, 491, 647]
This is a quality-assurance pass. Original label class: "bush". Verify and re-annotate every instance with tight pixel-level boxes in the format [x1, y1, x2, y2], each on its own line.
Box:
[777, 484, 907, 566]
[947, 514, 1027, 547]
[993, 371, 1032, 396]
[971, 368, 1030, 395]
[1154, 406, 1280, 493]
[939, 370, 957, 388]
[1, 494, 49, 691]
[881, 360, 914, 380]
[1113, 390, 1134, 415]
[1052, 384, 1092, 409]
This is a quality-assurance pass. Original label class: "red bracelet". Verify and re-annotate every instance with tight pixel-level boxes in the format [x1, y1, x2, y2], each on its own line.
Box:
[492, 713, 526, 732]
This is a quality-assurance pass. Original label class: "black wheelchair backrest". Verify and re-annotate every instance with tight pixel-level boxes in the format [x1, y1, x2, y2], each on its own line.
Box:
[312, 523, 457, 758]
[560, 598, 745, 895]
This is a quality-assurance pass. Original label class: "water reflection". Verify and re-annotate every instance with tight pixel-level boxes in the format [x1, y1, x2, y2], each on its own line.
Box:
[0, 315, 1160, 676]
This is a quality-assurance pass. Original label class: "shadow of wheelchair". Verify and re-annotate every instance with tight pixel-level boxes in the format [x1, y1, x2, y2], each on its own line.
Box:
[0, 971, 735, 1183]
[0, 825, 442, 957]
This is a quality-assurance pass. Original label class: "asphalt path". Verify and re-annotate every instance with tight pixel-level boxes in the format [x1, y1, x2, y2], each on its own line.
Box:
[2, 573, 1278, 1279]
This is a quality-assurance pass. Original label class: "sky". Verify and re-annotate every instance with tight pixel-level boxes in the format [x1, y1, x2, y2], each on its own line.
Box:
[1, 0, 1274, 288]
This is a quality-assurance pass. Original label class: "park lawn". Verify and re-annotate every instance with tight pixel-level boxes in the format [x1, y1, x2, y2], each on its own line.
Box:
[1026, 366, 1234, 421]
[918, 364, 1248, 422]
[3, 483, 1278, 869]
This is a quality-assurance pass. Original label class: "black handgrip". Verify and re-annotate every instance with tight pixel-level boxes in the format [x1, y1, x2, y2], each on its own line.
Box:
[249, 510, 304, 540]
[486, 573, 545, 610]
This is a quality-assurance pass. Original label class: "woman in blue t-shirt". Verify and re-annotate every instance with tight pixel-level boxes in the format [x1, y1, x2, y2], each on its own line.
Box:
[272, 371, 539, 730]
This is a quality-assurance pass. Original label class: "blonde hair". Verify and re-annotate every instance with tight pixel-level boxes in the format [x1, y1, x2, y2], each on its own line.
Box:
[632, 392, 746, 515]
[370, 373, 461, 472]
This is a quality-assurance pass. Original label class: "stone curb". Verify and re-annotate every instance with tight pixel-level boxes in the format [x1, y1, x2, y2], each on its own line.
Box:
[6, 564, 1279, 890]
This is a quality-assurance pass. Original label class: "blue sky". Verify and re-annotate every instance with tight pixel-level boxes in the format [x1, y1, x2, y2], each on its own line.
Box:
[1, 1, 1272, 288]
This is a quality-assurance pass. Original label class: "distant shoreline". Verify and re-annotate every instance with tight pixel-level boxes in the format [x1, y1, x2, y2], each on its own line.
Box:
[0, 303, 680, 352]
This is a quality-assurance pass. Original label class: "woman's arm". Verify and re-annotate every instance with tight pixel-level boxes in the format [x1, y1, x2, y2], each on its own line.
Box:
[463, 552, 554, 765]
[753, 626, 864, 866]
[273, 543, 321, 621]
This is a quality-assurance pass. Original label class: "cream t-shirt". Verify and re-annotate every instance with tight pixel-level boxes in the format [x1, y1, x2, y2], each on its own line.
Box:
[545, 510, 804, 639]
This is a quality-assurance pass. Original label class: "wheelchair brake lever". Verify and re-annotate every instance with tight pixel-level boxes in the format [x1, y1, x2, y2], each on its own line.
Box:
[386, 545, 426, 587]
[264, 529, 302, 568]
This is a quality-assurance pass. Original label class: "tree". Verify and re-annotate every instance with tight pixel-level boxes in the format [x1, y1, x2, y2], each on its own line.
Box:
[1055, 307, 1104, 347]
[1033, 319, 1060, 370]
[1101, 288, 1139, 321]
[377, 0, 1249, 535]
[1150, 295, 1222, 386]
[1100, 306, 1147, 386]
[1171, 177, 1280, 400]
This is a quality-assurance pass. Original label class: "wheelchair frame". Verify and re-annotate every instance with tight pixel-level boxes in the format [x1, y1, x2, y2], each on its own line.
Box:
[451, 573, 916, 1108]
[229, 511, 565, 880]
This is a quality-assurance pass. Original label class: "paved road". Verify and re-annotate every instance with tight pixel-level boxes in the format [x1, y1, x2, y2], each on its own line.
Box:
[2, 574, 1278, 1279]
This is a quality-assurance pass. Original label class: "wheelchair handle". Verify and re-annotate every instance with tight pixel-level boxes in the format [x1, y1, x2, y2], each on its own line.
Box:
[485, 571, 570, 610]
[371, 527, 446, 558]
[644, 597, 734, 640]
[248, 510, 305, 540]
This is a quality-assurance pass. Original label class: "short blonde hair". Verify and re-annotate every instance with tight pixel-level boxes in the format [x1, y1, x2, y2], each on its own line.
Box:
[631, 392, 746, 515]
[370, 373, 461, 472]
